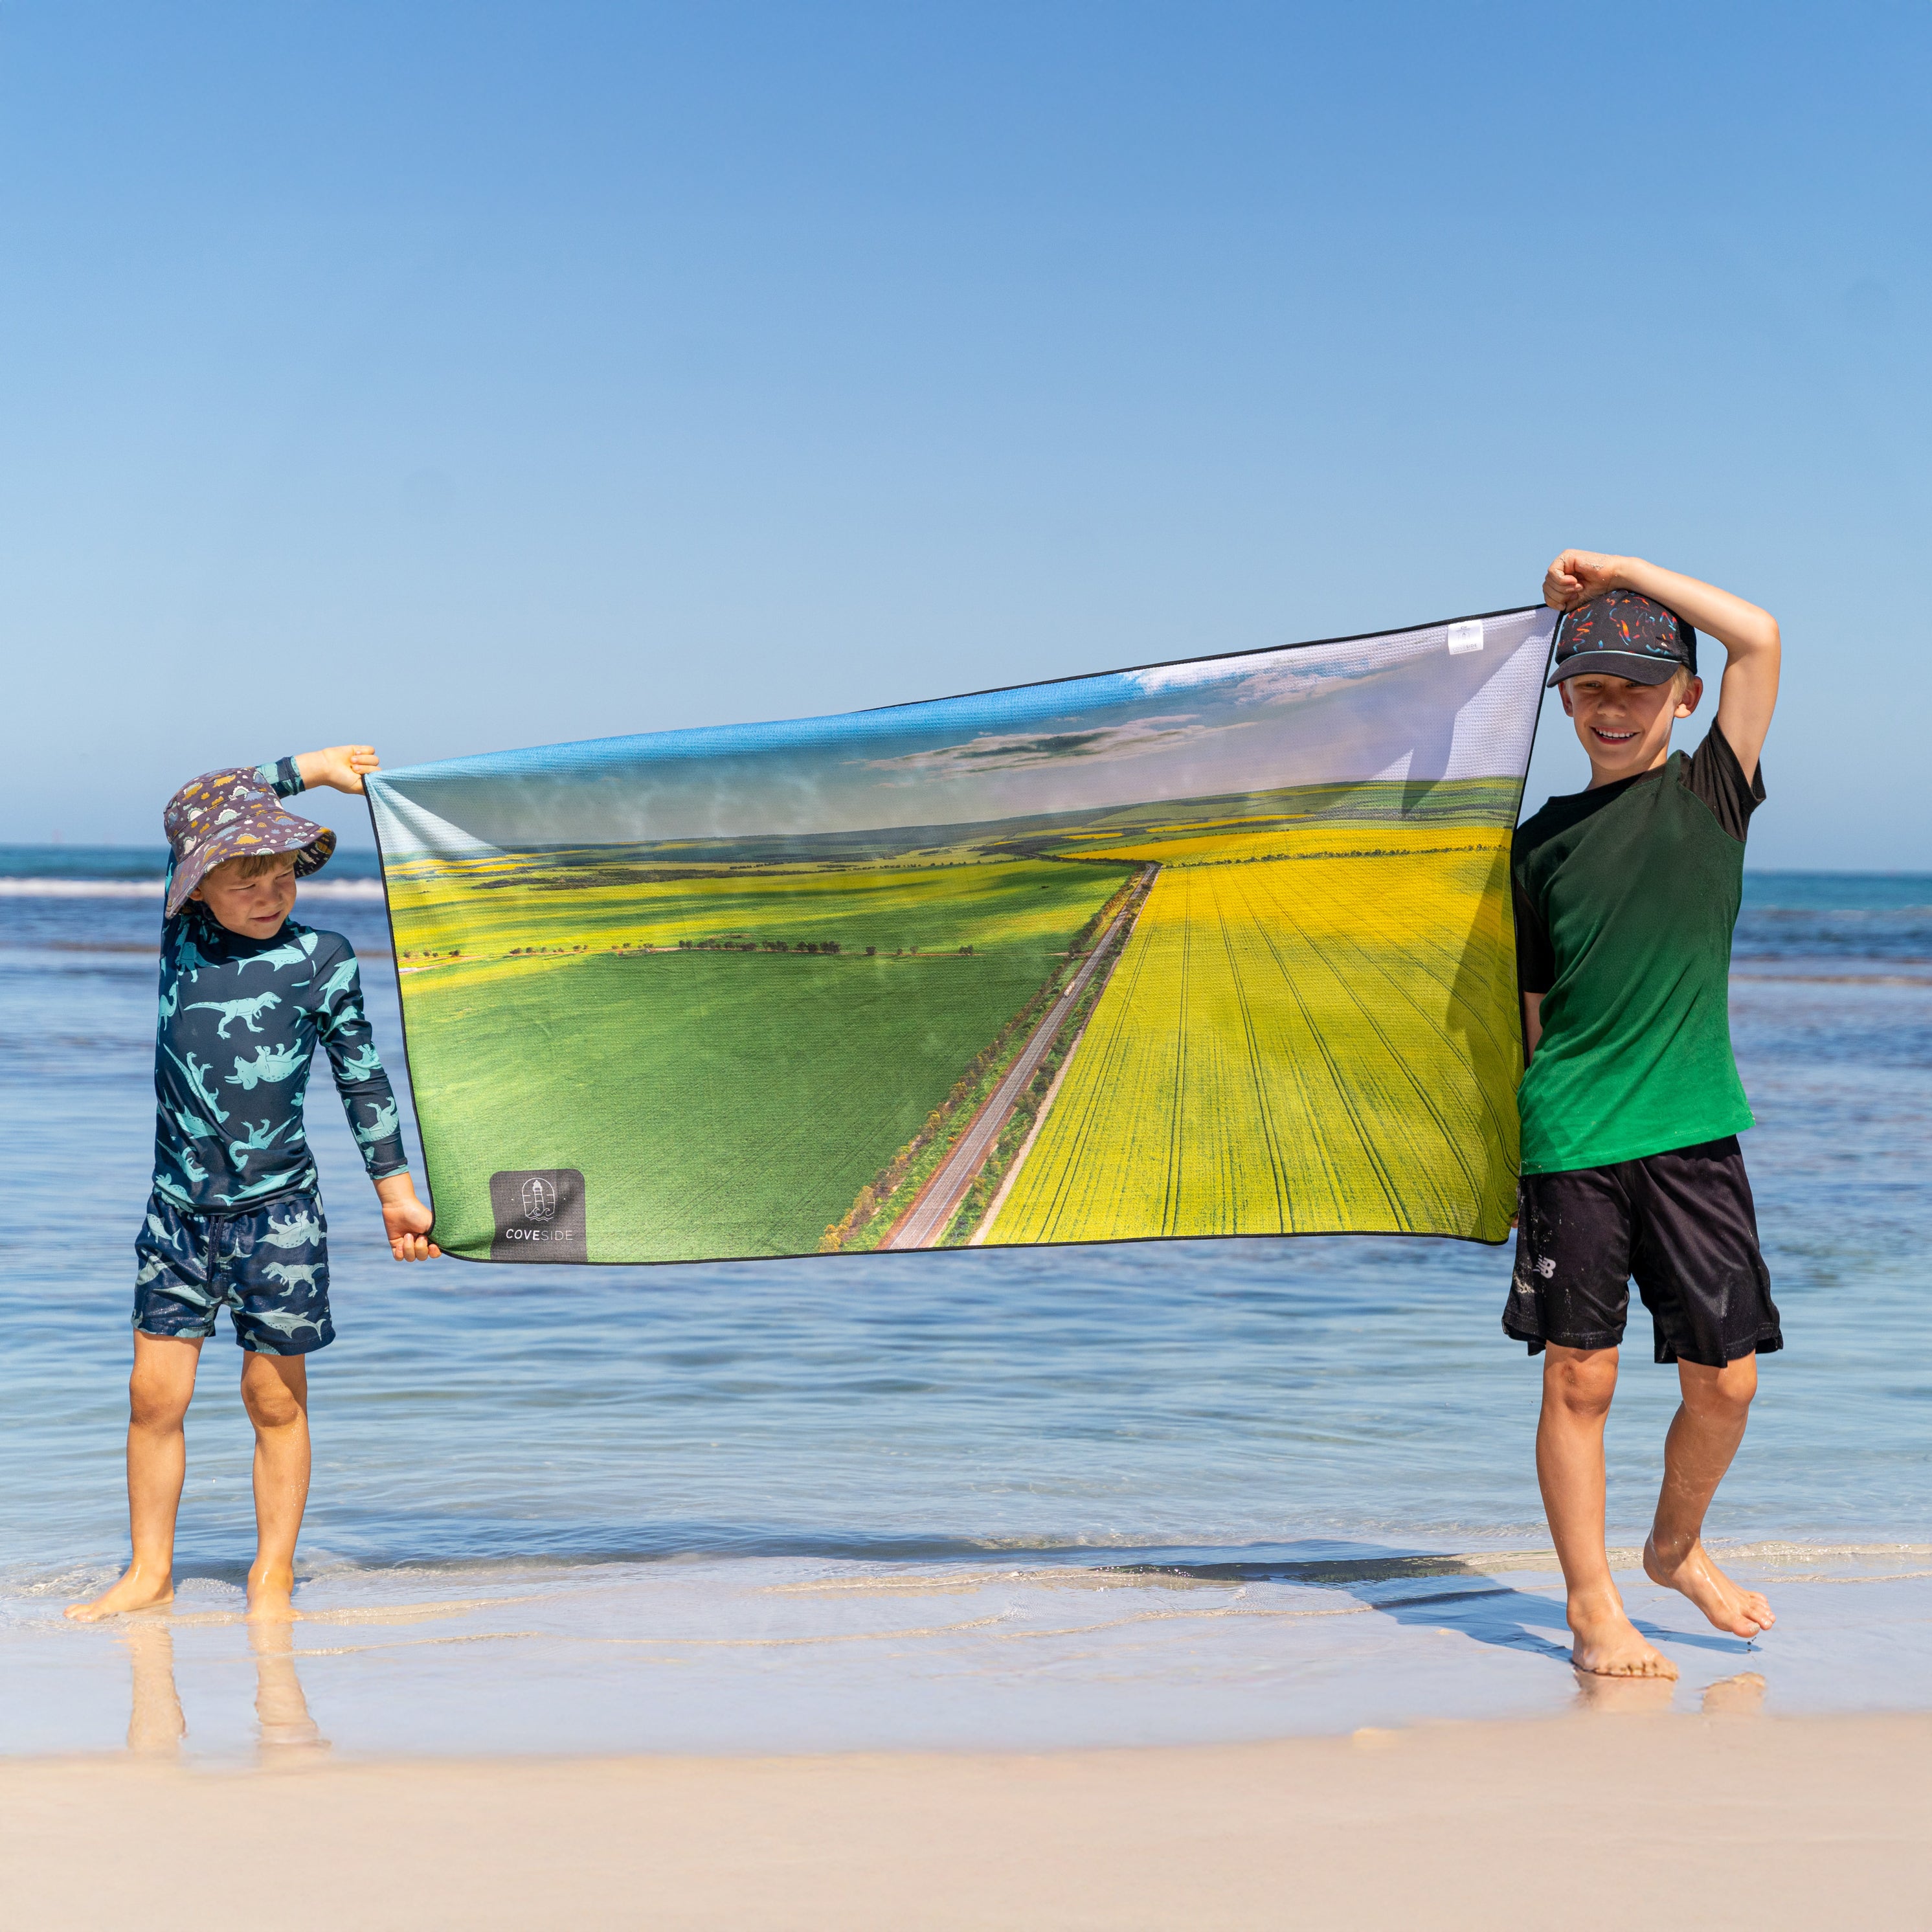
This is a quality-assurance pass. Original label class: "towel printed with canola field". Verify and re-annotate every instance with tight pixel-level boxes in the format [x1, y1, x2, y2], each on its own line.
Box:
[366, 607, 1555, 1263]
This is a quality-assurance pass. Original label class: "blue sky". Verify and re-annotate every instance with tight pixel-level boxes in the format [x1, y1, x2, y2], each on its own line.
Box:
[6, 3, 1926, 866]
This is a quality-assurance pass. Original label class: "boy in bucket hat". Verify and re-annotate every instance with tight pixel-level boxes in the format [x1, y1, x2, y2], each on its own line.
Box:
[1507, 551, 1782, 1679]
[67, 747, 437, 1624]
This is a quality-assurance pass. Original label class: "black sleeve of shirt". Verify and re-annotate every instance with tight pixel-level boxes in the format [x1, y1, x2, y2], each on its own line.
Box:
[1513, 873, 1556, 996]
[1683, 722, 1766, 842]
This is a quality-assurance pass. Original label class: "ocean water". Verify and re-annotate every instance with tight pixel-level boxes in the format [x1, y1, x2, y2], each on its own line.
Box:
[2, 851, 1928, 1760]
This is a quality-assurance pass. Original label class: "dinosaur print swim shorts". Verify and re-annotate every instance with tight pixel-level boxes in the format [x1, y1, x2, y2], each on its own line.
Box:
[133, 1190, 334, 1355]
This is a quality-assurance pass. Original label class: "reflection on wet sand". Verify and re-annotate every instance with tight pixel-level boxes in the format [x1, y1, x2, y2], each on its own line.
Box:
[122, 1621, 185, 1755]
[120, 1616, 330, 1763]
[251, 1620, 330, 1765]
[1571, 1668, 1676, 1714]
[1571, 1667, 1769, 1717]
[1699, 1670, 1768, 1716]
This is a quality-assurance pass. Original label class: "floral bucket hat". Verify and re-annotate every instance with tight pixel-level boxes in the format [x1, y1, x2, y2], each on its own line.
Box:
[163, 767, 336, 917]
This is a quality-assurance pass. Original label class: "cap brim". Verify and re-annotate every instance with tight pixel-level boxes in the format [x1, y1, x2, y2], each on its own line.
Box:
[164, 822, 335, 917]
[291, 829, 336, 878]
[1546, 651, 1684, 690]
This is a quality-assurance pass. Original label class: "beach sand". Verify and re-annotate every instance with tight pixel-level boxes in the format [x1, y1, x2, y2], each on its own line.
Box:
[5, 1705, 1927, 1931]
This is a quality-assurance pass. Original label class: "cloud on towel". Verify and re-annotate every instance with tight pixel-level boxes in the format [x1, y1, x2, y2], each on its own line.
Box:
[852, 713, 1224, 781]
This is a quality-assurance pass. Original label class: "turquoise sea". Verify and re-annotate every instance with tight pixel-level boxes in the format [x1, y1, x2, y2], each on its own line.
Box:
[2, 849, 1928, 1759]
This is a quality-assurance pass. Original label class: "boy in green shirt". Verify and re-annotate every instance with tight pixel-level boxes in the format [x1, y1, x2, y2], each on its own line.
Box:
[1507, 549, 1782, 1679]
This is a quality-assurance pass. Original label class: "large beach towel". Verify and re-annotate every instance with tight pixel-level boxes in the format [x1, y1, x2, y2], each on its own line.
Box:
[367, 606, 1556, 1263]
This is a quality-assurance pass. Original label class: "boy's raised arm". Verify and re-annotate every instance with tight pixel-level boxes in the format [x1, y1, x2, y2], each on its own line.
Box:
[1544, 551, 1780, 779]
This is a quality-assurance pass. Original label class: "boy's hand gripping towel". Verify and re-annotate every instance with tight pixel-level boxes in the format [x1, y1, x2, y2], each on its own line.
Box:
[368, 607, 1555, 1263]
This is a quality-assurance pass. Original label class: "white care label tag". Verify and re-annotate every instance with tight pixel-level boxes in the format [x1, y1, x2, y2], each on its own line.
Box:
[1445, 620, 1484, 655]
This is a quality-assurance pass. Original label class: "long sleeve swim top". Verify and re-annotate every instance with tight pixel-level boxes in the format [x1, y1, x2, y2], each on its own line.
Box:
[152, 758, 410, 1212]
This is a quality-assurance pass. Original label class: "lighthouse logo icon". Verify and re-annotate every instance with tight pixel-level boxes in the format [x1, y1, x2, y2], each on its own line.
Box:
[519, 1175, 557, 1222]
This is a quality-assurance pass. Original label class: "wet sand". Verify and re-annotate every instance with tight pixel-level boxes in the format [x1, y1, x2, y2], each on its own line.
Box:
[5, 1706, 1927, 1931]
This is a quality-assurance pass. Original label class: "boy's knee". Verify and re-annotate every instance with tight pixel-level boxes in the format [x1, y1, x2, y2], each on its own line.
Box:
[241, 1365, 306, 1431]
[1543, 1346, 1617, 1418]
[128, 1367, 193, 1432]
[1683, 1354, 1757, 1419]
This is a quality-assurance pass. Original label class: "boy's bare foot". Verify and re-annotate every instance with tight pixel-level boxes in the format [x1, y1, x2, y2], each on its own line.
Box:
[65, 1566, 174, 1623]
[1567, 1599, 1678, 1678]
[246, 1568, 300, 1622]
[1643, 1534, 1775, 1639]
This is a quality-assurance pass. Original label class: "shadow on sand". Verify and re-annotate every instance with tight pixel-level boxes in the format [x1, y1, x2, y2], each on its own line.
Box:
[1105, 1542, 1758, 1666]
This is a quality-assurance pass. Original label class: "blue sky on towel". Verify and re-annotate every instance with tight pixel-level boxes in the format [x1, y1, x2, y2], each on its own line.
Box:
[370, 612, 1549, 851]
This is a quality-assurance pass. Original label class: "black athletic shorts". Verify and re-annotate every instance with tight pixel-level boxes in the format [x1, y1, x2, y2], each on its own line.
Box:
[1503, 1136, 1781, 1368]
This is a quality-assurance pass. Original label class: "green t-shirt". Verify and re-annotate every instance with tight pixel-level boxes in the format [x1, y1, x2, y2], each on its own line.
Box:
[1512, 725, 1765, 1174]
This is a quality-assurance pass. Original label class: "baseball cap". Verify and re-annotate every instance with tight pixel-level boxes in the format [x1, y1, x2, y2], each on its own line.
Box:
[1546, 589, 1698, 689]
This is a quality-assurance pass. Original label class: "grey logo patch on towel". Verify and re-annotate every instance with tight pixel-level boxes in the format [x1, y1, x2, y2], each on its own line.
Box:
[489, 1169, 587, 1262]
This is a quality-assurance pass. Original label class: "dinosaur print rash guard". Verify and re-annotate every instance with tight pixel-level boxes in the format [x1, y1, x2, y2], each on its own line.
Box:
[152, 759, 410, 1213]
